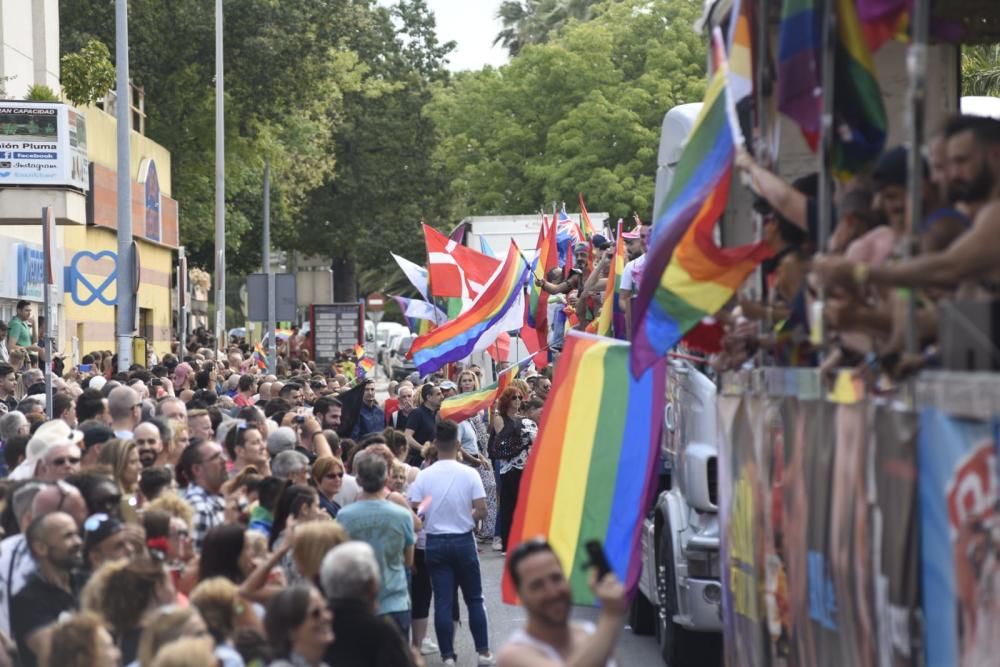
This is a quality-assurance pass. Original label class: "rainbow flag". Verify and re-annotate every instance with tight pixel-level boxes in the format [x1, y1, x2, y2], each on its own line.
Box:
[631, 35, 772, 376]
[407, 242, 531, 375]
[856, 0, 909, 51]
[527, 215, 558, 332]
[577, 193, 597, 239]
[832, 0, 886, 178]
[502, 332, 667, 605]
[727, 0, 753, 102]
[595, 220, 625, 337]
[252, 340, 268, 370]
[438, 357, 532, 423]
[777, 0, 822, 150]
[358, 356, 376, 378]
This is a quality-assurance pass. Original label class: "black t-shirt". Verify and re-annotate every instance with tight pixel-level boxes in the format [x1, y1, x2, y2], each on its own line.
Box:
[404, 405, 437, 467]
[11, 573, 78, 667]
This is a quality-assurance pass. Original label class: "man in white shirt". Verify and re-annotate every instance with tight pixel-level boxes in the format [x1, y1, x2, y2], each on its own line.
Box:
[619, 223, 650, 341]
[408, 420, 495, 666]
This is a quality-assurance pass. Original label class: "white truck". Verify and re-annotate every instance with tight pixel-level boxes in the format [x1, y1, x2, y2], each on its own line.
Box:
[630, 358, 723, 666]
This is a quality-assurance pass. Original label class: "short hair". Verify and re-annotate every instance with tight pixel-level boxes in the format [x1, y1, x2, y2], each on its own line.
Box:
[145, 492, 194, 528]
[310, 456, 344, 487]
[420, 383, 438, 402]
[434, 419, 459, 452]
[238, 374, 255, 392]
[0, 363, 13, 378]
[314, 396, 342, 417]
[271, 450, 309, 481]
[48, 611, 107, 667]
[0, 411, 27, 441]
[107, 386, 139, 421]
[353, 449, 387, 493]
[224, 421, 261, 460]
[137, 605, 203, 667]
[320, 541, 379, 601]
[155, 397, 185, 417]
[52, 392, 74, 420]
[138, 466, 174, 500]
[150, 637, 217, 667]
[278, 383, 302, 399]
[293, 521, 348, 580]
[16, 300, 30, 311]
[944, 113, 1000, 145]
[507, 538, 558, 588]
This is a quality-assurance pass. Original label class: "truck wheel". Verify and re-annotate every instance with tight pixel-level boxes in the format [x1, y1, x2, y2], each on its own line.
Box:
[629, 588, 655, 636]
[656, 520, 721, 666]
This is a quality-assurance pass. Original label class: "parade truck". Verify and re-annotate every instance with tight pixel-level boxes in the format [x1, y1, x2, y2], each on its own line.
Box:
[630, 357, 723, 667]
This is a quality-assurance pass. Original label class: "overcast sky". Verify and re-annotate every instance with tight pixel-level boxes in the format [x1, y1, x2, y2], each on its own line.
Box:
[378, 0, 509, 71]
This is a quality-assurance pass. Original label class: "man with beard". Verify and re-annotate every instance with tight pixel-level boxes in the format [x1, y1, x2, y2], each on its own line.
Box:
[498, 540, 626, 667]
[815, 115, 1000, 295]
[12, 512, 84, 667]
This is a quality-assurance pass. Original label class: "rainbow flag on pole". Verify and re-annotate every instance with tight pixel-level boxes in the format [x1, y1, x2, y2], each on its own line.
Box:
[502, 332, 667, 605]
[630, 30, 772, 376]
[577, 193, 597, 239]
[527, 215, 558, 332]
[438, 357, 533, 423]
[407, 242, 531, 375]
[594, 220, 625, 337]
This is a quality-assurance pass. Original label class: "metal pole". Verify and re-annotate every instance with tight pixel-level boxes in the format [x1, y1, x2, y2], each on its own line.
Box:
[214, 0, 226, 356]
[115, 0, 134, 371]
[179, 247, 188, 355]
[816, 0, 836, 353]
[263, 162, 277, 375]
[905, 0, 930, 354]
[41, 207, 53, 418]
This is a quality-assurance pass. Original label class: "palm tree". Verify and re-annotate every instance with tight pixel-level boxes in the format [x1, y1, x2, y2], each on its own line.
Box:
[962, 44, 1000, 97]
[493, 0, 601, 57]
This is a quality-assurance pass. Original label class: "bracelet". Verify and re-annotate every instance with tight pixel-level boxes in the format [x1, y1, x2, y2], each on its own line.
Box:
[852, 263, 870, 287]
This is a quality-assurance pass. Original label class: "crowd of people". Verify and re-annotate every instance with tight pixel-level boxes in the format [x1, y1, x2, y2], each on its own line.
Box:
[0, 318, 629, 667]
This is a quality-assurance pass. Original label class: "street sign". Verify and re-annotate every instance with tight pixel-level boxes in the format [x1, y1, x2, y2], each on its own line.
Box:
[247, 273, 297, 321]
[367, 292, 385, 323]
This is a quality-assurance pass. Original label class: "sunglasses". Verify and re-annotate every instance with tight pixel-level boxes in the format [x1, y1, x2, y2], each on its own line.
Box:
[50, 456, 81, 466]
[83, 513, 112, 533]
[324, 472, 344, 480]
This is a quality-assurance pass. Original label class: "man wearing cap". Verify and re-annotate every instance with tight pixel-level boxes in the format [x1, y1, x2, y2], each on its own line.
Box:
[351, 380, 385, 440]
[78, 421, 115, 467]
[108, 385, 141, 439]
[9, 421, 84, 481]
[82, 514, 133, 572]
[619, 223, 651, 341]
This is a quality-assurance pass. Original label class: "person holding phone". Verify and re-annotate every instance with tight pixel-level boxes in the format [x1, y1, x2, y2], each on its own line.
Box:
[498, 539, 627, 667]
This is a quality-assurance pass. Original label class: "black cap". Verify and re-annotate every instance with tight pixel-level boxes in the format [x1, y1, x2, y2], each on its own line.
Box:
[83, 513, 124, 555]
[873, 145, 928, 188]
[591, 234, 612, 250]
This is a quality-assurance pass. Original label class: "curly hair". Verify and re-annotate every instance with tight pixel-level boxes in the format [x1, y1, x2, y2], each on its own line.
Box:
[189, 577, 241, 644]
[496, 386, 522, 416]
[145, 492, 194, 528]
[93, 556, 169, 636]
[137, 606, 203, 667]
[47, 611, 108, 667]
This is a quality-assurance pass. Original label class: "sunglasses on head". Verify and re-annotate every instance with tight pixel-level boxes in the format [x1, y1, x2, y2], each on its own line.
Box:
[83, 513, 112, 533]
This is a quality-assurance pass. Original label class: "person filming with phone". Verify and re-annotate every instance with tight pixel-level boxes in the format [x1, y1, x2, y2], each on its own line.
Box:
[498, 539, 626, 667]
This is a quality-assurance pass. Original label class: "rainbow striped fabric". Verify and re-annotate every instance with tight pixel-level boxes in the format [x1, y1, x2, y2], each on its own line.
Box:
[502, 332, 667, 605]
[407, 242, 531, 375]
[527, 216, 558, 332]
[630, 40, 772, 375]
[595, 220, 625, 337]
[438, 357, 532, 423]
[578, 193, 597, 239]
[727, 0, 753, 102]
[778, 0, 822, 149]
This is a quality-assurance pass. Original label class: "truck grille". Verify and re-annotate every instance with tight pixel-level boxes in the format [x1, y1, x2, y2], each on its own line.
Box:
[707, 456, 718, 506]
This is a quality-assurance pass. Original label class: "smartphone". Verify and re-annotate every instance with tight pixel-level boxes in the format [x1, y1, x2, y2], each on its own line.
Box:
[78, 363, 92, 373]
[293, 415, 306, 424]
[584, 540, 612, 580]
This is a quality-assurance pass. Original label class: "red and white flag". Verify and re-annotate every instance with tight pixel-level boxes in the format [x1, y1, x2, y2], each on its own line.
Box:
[423, 224, 500, 299]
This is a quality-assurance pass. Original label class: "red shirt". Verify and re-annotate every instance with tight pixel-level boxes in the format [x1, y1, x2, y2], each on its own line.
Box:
[384, 398, 399, 422]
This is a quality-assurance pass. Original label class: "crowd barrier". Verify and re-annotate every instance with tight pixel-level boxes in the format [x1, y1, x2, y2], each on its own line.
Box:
[717, 369, 1000, 667]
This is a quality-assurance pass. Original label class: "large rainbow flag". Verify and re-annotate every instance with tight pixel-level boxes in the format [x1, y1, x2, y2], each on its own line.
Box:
[630, 34, 772, 376]
[577, 193, 597, 239]
[407, 242, 531, 375]
[438, 356, 533, 423]
[502, 332, 666, 605]
[527, 215, 558, 334]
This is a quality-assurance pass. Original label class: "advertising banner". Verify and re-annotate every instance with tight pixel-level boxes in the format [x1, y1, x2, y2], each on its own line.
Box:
[919, 408, 1000, 667]
[0, 102, 88, 190]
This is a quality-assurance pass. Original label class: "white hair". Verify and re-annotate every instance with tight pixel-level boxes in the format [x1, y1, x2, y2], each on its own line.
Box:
[320, 541, 379, 601]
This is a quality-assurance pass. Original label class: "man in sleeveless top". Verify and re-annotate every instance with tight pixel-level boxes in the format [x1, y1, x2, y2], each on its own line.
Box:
[498, 540, 626, 667]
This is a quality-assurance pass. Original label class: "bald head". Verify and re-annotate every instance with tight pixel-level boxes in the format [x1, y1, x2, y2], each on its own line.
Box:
[108, 385, 141, 425]
[259, 382, 273, 402]
[32, 482, 87, 528]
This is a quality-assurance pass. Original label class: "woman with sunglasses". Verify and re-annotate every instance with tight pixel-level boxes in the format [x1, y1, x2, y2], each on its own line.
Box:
[489, 387, 529, 553]
[97, 438, 143, 523]
[264, 584, 334, 667]
[311, 456, 345, 519]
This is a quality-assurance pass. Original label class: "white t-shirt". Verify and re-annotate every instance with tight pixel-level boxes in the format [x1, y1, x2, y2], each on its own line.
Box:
[407, 459, 485, 535]
[618, 254, 646, 294]
[334, 473, 360, 506]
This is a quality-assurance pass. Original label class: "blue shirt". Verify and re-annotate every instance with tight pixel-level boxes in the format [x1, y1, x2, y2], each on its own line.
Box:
[351, 402, 386, 439]
[336, 499, 415, 614]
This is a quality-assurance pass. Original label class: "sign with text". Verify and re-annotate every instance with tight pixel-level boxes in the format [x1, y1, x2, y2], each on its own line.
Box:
[0, 102, 89, 190]
[310, 303, 363, 370]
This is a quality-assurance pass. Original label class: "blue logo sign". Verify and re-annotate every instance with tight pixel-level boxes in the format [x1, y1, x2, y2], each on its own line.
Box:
[16, 245, 44, 299]
[64, 250, 118, 306]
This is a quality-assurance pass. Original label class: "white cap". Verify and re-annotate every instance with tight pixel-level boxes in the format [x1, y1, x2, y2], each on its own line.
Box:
[8, 420, 84, 480]
[89, 376, 108, 391]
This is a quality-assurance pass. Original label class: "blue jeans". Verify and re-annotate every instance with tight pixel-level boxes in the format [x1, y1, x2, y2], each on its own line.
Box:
[382, 610, 411, 638]
[493, 459, 503, 538]
[425, 532, 490, 659]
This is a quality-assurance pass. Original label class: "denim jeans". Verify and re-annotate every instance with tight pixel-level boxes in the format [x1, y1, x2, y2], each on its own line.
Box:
[425, 532, 490, 659]
[493, 459, 503, 538]
[382, 610, 411, 638]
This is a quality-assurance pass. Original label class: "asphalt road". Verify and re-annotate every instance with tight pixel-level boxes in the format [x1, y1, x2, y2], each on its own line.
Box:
[421, 546, 663, 666]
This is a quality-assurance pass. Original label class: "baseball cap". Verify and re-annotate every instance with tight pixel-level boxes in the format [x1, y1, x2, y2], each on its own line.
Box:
[83, 513, 124, 555]
[439, 380, 457, 391]
[26, 419, 84, 461]
[591, 234, 611, 250]
[88, 375, 108, 392]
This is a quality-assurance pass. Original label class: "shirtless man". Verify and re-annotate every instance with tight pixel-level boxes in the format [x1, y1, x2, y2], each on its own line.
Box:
[498, 540, 625, 667]
[814, 115, 1000, 296]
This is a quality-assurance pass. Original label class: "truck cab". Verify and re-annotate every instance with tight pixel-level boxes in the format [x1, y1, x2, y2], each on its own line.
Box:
[631, 357, 722, 666]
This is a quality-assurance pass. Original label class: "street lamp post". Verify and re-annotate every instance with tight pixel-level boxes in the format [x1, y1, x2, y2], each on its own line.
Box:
[214, 0, 226, 354]
[115, 0, 134, 371]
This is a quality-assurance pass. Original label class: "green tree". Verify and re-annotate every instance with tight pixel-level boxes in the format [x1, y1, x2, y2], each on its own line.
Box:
[24, 84, 60, 101]
[429, 0, 705, 222]
[962, 44, 1000, 96]
[61, 39, 116, 107]
[494, 0, 602, 57]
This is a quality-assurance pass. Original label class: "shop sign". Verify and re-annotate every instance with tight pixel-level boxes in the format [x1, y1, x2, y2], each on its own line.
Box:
[0, 102, 89, 190]
[16, 244, 45, 300]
